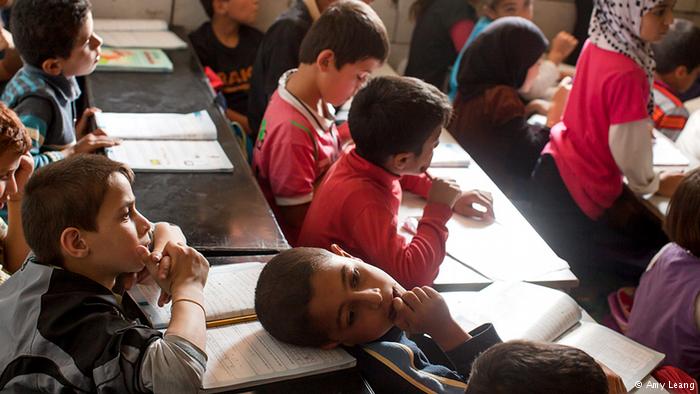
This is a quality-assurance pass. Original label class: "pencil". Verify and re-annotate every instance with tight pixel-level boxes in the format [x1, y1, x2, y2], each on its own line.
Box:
[206, 313, 258, 328]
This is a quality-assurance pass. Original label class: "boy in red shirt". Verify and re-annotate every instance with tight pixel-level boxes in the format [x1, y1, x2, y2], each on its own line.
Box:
[298, 76, 494, 288]
[252, 0, 388, 245]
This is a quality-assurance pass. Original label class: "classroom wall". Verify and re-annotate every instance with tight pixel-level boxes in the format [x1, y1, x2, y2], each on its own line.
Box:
[91, 0, 700, 71]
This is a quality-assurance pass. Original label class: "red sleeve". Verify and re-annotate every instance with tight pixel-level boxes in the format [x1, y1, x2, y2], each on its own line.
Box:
[450, 19, 475, 52]
[400, 174, 432, 199]
[267, 126, 316, 205]
[350, 201, 452, 289]
[606, 70, 650, 126]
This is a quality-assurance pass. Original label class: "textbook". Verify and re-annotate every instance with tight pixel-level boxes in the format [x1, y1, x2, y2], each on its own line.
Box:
[444, 282, 665, 391]
[95, 18, 187, 49]
[96, 48, 173, 73]
[129, 263, 263, 329]
[96, 110, 234, 172]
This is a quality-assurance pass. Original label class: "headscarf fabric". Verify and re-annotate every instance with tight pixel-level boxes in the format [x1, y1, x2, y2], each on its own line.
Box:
[588, 0, 665, 114]
[456, 16, 548, 101]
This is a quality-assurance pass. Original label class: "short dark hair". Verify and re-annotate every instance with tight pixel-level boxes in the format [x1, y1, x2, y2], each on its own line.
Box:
[255, 248, 332, 347]
[0, 102, 31, 156]
[299, 0, 389, 69]
[653, 19, 700, 74]
[11, 0, 92, 67]
[349, 76, 451, 166]
[199, 0, 213, 18]
[22, 154, 134, 266]
[465, 341, 608, 394]
[664, 168, 700, 256]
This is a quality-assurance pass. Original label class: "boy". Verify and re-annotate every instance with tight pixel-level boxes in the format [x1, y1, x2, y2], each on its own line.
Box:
[252, 0, 388, 245]
[298, 76, 494, 288]
[0, 102, 32, 282]
[0, 155, 210, 392]
[2, 0, 119, 169]
[247, 0, 374, 135]
[255, 246, 503, 394]
[652, 19, 700, 141]
[189, 0, 263, 135]
[465, 341, 624, 394]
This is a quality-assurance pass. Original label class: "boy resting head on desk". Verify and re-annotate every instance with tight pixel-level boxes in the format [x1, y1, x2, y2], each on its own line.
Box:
[298, 76, 494, 289]
[255, 247, 624, 394]
[252, 0, 389, 245]
[0, 154, 210, 393]
[2, 0, 119, 170]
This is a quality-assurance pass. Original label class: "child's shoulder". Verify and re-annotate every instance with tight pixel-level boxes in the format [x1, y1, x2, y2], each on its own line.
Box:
[241, 24, 264, 41]
[1, 67, 50, 106]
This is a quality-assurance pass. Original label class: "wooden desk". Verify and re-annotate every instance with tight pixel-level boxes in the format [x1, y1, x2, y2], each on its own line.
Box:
[410, 133, 578, 291]
[83, 41, 288, 255]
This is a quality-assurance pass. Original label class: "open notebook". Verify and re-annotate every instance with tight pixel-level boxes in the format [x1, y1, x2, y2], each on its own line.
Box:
[94, 18, 187, 49]
[443, 282, 665, 392]
[129, 263, 262, 329]
[96, 110, 234, 172]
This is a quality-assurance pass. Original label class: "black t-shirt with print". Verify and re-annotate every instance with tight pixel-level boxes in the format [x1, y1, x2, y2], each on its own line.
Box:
[189, 22, 263, 115]
[404, 0, 476, 89]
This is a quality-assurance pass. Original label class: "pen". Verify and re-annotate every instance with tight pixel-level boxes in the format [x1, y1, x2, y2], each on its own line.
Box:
[206, 313, 258, 329]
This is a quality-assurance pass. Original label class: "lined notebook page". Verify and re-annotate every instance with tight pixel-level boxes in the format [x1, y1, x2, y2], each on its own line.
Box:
[131, 263, 262, 328]
[203, 322, 356, 392]
[95, 110, 217, 140]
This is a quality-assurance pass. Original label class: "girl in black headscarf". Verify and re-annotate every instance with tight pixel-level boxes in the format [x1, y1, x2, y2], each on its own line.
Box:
[448, 16, 566, 201]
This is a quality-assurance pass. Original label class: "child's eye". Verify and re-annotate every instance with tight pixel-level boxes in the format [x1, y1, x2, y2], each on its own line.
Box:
[347, 310, 355, 327]
[351, 268, 360, 288]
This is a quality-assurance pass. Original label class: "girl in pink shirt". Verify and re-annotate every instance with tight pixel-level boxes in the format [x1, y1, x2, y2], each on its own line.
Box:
[528, 0, 684, 273]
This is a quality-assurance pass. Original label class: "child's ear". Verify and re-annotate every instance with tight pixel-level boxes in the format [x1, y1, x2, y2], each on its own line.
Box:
[60, 227, 89, 258]
[330, 244, 354, 258]
[321, 341, 340, 350]
[316, 49, 336, 72]
[388, 152, 413, 173]
[675, 65, 689, 79]
[41, 58, 64, 76]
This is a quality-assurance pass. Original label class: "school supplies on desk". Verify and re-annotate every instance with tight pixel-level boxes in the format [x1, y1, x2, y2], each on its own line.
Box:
[444, 282, 665, 392]
[96, 48, 173, 73]
[431, 142, 471, 167]
[129, 263, 262, 329]
[96, 110, 234, 172]
[95, 18, 187, 49]
[202, 322, 356, 392]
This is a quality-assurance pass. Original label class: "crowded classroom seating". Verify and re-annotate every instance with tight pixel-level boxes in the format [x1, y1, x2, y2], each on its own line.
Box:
[0, 0, 699, 393]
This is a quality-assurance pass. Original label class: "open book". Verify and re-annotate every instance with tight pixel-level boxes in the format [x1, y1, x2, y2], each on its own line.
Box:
[96, 110, 234, 172]
[443, 282, 665, 392]
[96, 48, 173, 73]
[202, 322, 356, 392]
[129, 263, 262, 329]
[95, 18, 187, 49]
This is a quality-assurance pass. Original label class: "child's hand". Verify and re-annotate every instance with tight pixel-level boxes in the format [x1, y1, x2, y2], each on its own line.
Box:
[75, 107, 101, 138]
[8, 152, 33, 201]
[657, 171, 685, 197]
[427, 177, 462, 209]
[393, 286, 470, 351]
[453, 190, 495, 222]
[63, 129, 121, 157]
[547, 31, 578, 65]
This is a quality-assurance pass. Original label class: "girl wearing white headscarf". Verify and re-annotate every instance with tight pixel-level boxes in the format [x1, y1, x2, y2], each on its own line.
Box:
[527, 0, 682, 271]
